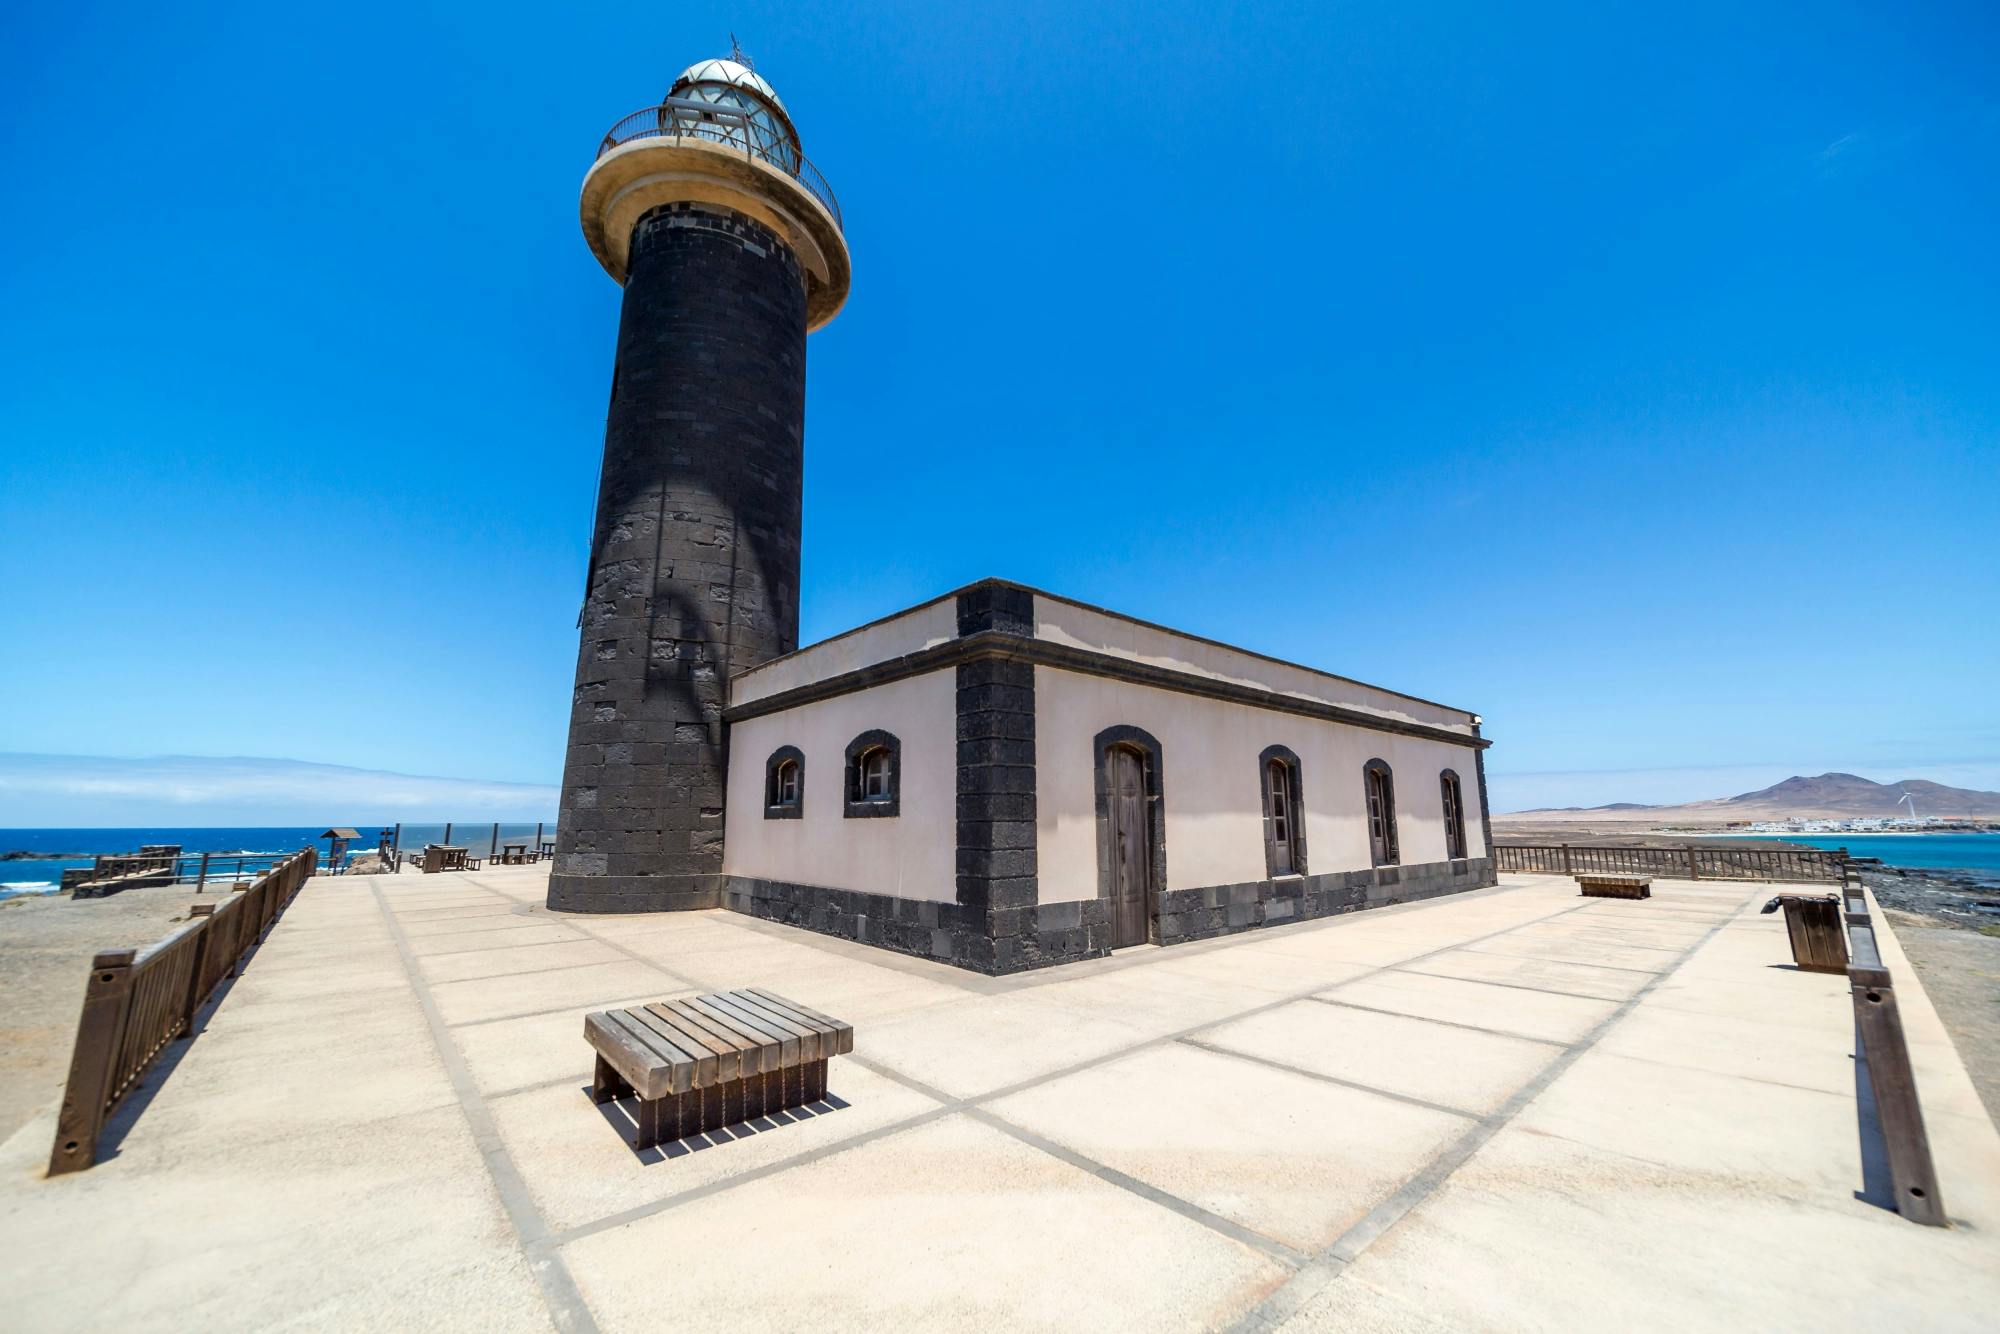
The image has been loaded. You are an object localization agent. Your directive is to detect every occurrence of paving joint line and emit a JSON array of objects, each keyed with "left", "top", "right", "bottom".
[
  {"left": 1227, "top": 889, "right": 1760, "bottom": 1332},
  {"left": 1177, "top": 1038, "right": 1491, "bottom": 1122},
  {"left": 1385, "top": 966, "right": 1635, "bottom": 1004},
  {"left": 1302, "top": 995, "right": 1577, "bottom": 1048},
  {"left": 421, "top": 953, "right": 638, "bottom": 987},
  {"left": 1451, "top": 947, "right": 1667, "bottom": 976},
  {"left": 963, "top": 1105, "right": 1311, "bottom": 1267},
  {"left": 543, "top": 897, "right": 1601, "bottom": 1249},
  {"left": 366, "top": 880, "right": 601, "bottom": 1334},
  {"left": 400, "top": 918, "right": 585, "bottom": 943}
]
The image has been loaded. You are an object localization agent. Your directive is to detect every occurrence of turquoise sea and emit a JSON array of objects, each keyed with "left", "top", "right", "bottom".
[
  {"left": 0, "top": 824, "right": 557, "bottom": 901},
  {"left": 1735, "top": 833, "right": 2000, "bottom": 884}
]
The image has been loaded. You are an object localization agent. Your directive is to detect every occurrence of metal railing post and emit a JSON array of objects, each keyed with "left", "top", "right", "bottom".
[
  {"left": 48, "top": 950, "right": 137, "bottom": 1176},
  {"left": 1843, "top": 867, "right": 1947, "bottom": 1225}
]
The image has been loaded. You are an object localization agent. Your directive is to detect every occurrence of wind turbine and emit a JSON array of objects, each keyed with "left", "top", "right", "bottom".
[{"left": 1897, "top": 791, "right": 1918, "bottom": 822}]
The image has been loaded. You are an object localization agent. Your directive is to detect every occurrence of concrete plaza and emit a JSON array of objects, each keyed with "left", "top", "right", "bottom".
[{"left": 2, "top": 866, "right": 1996, "bottom": 1331}]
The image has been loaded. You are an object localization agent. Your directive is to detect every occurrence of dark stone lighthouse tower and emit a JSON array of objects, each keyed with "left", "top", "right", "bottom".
[{"left": 550, "top": 57, "right": 850, "bottom": 912}]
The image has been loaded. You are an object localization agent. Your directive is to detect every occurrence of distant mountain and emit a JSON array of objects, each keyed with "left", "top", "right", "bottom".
[{"left": 1502, "top": 772, "right": 2000, "bottom": 822}]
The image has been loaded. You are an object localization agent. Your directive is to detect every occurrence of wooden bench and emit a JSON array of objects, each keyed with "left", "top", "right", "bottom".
[
  {"left": 1577, "top": 873, "right": 1651, "bottom": 899},
  {"left": 585, "top": 989, "right": 854, "bottom": 1149}
]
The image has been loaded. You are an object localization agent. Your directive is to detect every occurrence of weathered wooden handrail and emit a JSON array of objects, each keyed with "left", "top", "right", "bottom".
[
  {"left": 48, "top": 848, "right": 316, "bottom": 1176},
  {"left": 1494, "top": 842, "right": 1848, "bottom": 883},
  {"left": 1842, "top": 867, "right": 1947, "bottom": 1225}
]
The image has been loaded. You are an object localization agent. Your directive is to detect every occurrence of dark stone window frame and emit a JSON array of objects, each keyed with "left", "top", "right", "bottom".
[
  {"left": 1440, "top": 768, "right": 1468, "bottom": 860},
  {"left": 844, "top": 730, "right": 902, "bottom": 818},
  {"left": 763, "top": 745, "right": 804, "bottom": 820},
  {"left": 1092, "top": 725, "right": 1167, "bottom": 924},
  {"left": 1258, "top": 744, "right": 1308, "bottom": 879},
  {"left": 1363, "top": 758, "right": 1401, "bottom": 868}
]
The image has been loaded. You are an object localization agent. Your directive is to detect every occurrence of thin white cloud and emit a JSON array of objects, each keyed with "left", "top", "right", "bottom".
[{"left": 0, "top": 754, "right": 558, "bottom": 826}]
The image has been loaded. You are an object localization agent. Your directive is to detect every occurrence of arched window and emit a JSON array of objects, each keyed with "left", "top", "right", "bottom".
[
  {"left": 843, "top": 730, "right": 901, "bottom": 818},
  {"left": 1363, "top": 759, "right": 1399, "bottom": 867},
  {"left": 763, "top": 746, "right": 803, "bottom": 819},
  {"left": 1258, "top": 745, "right": 1307, "bottom": 878},
  {"left": 1441, "top": 769, "right": 1467, "bottom": 859}
]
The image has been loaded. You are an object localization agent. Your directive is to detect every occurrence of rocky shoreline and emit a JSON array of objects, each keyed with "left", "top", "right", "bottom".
[{"left": 1852, "top": 863, "right": 2000, "bottom": 930}]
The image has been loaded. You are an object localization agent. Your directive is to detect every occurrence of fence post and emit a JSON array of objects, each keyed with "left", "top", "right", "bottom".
[
  {"left": 228, "top": 885, "right": 250, "bottom": 974},
  {"left": 443, "top": 822, "right": 453, "bottom": 847},
  {"left": 1687, "top": 844, "right": 1701, "bottom": 880},
  {"left": 392, "top": 822, "right": 402, "bottom": 874},
  {"left": 47, "top": 950, "right": 138, "bottom": 1177},
  {"left": 490, "top": 822, "right": 500, "bottom": 859},
  {"left": 1560, "top": 844, "right": 1573, "bottom": 875},
  {"left": 181, "top": 908, "right": 217, "bottom": 1031},
  {"left": 196, "top": 850, "right": 211, "bottom": 893}
]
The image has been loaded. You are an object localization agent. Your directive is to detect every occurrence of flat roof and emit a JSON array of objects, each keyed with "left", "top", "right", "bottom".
[{"left": 732, "top": 577, "right": 1484, "bottom": 724}]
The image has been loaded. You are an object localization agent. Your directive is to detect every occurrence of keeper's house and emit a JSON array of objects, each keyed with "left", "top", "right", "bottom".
[{"left": 720, "top": 579, "right": 1494, "bottom": 974}]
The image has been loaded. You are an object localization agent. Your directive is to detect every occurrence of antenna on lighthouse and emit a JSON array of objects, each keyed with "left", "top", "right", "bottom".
[{"left": 729, "top": 32, "right": 753, "bottom": 67}]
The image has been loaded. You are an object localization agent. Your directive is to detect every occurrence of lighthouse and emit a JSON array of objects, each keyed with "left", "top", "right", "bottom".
[{"left": 549, "top": 56, "right": 850, "bottom": 913}]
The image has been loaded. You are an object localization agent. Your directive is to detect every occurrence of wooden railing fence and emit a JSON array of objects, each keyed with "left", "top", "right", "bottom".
[
  {"left": 1842, "top": 865, "right": 1947, "bottom": 1225},
  {"left": 47, "top": 848, "right": 316, "bottom": 1176},
  {"left": 1494, "top": 842, "right": 1848, "bottom": 883}
]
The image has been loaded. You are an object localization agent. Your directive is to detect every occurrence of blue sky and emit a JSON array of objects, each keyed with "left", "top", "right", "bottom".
[{"left": 2, "top": 1, "right": 1996, "bottom": 820}]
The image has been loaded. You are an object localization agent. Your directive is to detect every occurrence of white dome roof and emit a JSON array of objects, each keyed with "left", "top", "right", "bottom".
[{"left": 670, "top": 58, "right": 786, "bottom": 114}]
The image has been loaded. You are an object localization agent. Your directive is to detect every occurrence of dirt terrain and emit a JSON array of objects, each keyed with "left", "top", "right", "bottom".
[{"left": 0, "top": 884, "right": 223, "bottom": 1143}]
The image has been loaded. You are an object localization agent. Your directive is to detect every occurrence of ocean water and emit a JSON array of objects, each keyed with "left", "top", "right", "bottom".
[
  {"left": 0, "top": 824, "right": 557, "bottom": 900},
  {"left": 1736, "top": 833, "right": 2000, "bottom": 884}
]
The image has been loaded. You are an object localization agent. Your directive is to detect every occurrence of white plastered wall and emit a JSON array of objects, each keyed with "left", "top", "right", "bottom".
[
  {"left": 732, "top": 595, "right": 958, "bottom": 705},
  {"left": 1034, "top": 667, "right": 1487, "bottom": 905},
  {"left": 722, "top": 668, "right": 957, "bottom": 901},
  {"left": 1034, "top": 598, "right": 1477, "bottom": 737}
]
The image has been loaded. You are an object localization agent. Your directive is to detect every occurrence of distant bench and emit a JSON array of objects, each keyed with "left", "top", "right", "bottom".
[
  {"left": 1577, "top": 873, "right": 1652, "bottom": 899},
  {"left": 585, "top": 989, "right": 854, "bottom": 1150}
]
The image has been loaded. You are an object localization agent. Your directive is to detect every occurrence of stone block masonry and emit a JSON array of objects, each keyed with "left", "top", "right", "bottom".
[{"left": 550, "top": 204, "right": 808, "bottom": 913}]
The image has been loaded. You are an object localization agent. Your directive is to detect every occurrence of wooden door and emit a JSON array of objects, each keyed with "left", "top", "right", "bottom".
[{"left": 1106, "top": 746, "right": 1153, "bottom": 948}]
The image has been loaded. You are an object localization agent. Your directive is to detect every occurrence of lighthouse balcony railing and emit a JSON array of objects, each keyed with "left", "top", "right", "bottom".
[{"left": 597, "top": 99, "right": 842, "bottom": 231}]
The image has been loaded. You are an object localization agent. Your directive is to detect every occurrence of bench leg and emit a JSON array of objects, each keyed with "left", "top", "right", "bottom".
[
  {"left": 717, "top": 1076, "right": 744, "bottom": 1130},
  {"left": 635, "top": 1095, "right": 673, "bottom": 1150},
  {"left": 805, "top": 1059, "right": 827, "bottom": 1104},
  {"left": 592, "top": 1054, "right": 632, "bottom": 1105},
  {"left": 670, "top": 1087, "right": 698, "bottom": 1143}
]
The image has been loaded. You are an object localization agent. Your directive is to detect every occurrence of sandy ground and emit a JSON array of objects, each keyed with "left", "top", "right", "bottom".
[
  {"left": 1889, "top": 911, "right": 2000, "bottom": 1130},
  {"left": 0, "top": 882, "right": 261, "bottom": 1141}
]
